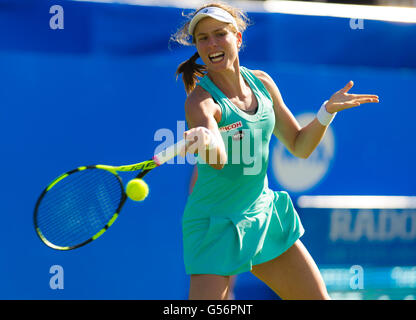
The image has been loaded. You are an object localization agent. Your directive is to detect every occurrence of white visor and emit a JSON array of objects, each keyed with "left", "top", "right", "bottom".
[{"left": 188, "top": 6, "right": 238, "bottom": 36}]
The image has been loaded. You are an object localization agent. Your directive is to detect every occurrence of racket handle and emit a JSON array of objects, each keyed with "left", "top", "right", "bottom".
[{"left": 153, "top": 139, "right": 186, "bottom": 166}]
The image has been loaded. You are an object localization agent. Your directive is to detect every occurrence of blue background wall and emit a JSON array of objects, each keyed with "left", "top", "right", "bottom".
[{"left": 0, "top": 0, "right": 415, "bottom": 299}]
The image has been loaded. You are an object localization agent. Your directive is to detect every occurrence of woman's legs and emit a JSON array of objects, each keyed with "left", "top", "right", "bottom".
[
  {"left": 189, "top": 274, "right": 232, "bottom": 300},
  {"left": 251, "top": 240, "right": 330, "bottom": 300}
]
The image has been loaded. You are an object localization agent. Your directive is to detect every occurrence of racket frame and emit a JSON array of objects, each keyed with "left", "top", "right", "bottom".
[
  {"left": 33, "top": 165, "right": 128, "bottom": 250},
  {"left": 34, "top": 139, "right": 186, "bottom": 250}
]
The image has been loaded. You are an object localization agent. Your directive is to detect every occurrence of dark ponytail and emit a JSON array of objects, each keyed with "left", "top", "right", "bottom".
[{"left": 175, "top": 52, "right": 206, "bottom": 95}]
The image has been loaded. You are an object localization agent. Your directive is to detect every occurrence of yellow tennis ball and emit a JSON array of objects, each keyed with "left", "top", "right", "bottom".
[{"left": 126, "top": 179, "right": 149, "bottom": 201}]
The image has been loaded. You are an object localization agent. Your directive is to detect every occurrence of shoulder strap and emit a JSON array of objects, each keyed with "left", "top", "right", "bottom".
[
  {"left": 198, "top": 76, "right": 226, "bottom": 103},
  {"left": 240, "top": 66, "right": 273, "bottom": 102}
]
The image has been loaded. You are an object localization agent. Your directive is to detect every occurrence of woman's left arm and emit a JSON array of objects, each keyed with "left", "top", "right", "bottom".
[{"left": 254, "top": 71, "right": 379, "bottom": 159}]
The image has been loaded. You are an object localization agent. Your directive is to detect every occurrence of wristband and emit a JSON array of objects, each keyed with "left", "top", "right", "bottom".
[
  {"left": 201, "top": 127, "right": 218, "bottom": 150},
  {"left": 317, "top": 100, "right": 336, "bottom": 126}
]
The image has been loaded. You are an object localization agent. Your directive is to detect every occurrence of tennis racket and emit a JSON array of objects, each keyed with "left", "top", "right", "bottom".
[{"left": 33, "top": 139, "right": 186, "bottom": 251}]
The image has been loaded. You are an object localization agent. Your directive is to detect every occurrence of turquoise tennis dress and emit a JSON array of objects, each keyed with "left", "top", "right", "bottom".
[{"left": 182, "top": 66, "right": 304, "bottom": 276}]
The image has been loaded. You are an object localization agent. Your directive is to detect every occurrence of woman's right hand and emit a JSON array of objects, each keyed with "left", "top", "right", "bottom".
[{"left": 182, "top": 126, "right": 217, "bottom": 157}]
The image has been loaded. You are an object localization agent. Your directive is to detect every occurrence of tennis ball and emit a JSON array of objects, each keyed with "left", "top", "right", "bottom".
[{"left": 126, "top": 179, "right": 149, "bottom": 201}]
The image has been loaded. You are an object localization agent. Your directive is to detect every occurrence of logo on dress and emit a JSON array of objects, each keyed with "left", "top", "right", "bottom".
[
  {"left": 271, "top": 113, "right": 335, "bottom": 193},
  {"left": 219, "top": 121, "right": 243, "bottom": 132},
  {"left": 232, "top": 130, "right": 244, "bottom": 141}
]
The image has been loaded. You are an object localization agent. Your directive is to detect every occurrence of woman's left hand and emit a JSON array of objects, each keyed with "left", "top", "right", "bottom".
[{"left": 325, "top": 81, "right": 379, "bottom": 114}]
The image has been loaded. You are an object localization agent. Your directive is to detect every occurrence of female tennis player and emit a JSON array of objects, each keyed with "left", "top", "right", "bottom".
[{"left": 172, "top": 3, "right": 379, "bottom": 300}]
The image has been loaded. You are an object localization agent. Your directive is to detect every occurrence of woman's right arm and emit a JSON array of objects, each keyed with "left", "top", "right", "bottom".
[{"left": 183, "top": 87, "right": 227, "bottom": 170}]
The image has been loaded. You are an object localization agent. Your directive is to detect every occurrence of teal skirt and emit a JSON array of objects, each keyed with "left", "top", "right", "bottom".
[{"left": 182, "top": 190, "right": 304, "bottom": 276}]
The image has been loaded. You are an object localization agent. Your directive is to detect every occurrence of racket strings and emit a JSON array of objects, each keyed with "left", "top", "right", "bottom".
[
  {"left": 37, "top": 171, "right": 121, "bottom": 246},
  {"left": 36, "top": 169, "right": 123, "bottom": 248},
  {"left": 39, "top": 172, "right": 120, "bottom": 233}
]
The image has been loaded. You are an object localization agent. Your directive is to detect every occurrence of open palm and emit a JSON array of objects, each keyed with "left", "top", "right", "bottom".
[{"left": 326, "top": 81, "right": 379, "bottom": 113}]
